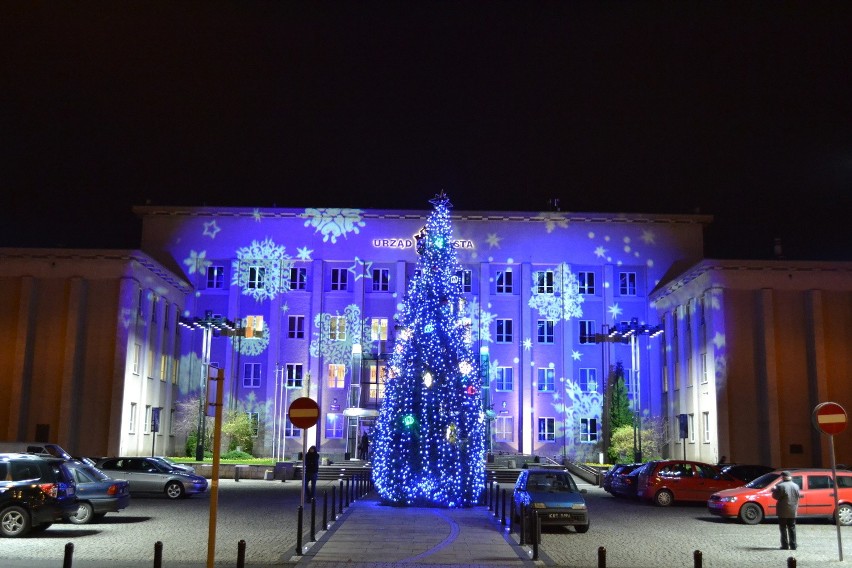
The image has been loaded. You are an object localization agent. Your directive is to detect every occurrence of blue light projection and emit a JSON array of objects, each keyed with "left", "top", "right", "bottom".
[
  {"left": 231, "top": 238, "right": 294, "bottom": 301},
  {"left": 308, "top": 304, "right": 368, "bottom": 364},
  {"left": 372, "top": 194, "right": 486, "bottom": 507},
  {"left": 301, "top": 208, "right": 366, "bottom": 243},
  {"left": 528, "top": 262, "right": 584, "bottom": 321}
]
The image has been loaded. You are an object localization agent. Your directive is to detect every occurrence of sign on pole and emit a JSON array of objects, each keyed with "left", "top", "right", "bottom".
[
  {"left": 812, "top": 401, "right": 847, "bottom": 562},
  {"left": 288, "top": 397, "right": 320, "bottom": 509}
]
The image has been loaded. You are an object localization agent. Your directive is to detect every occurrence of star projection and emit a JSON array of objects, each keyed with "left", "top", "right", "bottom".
[{"left": 371, "top": 193, "right": 486, "bottom": 508}]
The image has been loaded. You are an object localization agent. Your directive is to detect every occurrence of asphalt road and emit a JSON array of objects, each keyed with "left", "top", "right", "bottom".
[{"left": 1, "top": 478, "right": 849, "bottom": 567}]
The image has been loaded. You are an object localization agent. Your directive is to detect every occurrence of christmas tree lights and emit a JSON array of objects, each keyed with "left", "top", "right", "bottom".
[{"left": 371, "top": 193, "right": 486, "bottom": 507}]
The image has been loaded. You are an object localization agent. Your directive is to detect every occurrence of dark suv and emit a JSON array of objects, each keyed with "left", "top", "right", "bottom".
[{"left": 0, "top": 453, "right": 77, "bottom": 537}]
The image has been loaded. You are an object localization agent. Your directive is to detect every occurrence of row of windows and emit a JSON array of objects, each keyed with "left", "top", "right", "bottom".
[
  {"left": 127, "top": 403, "right": 175, "bottom": 435},
  {"left": 205, "top": 265, "right": 640, "bottom": 296}
]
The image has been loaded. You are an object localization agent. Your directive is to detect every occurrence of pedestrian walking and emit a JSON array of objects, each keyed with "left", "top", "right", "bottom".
[
  {"left": 304, "top": 445, "right": 319, "bottom": 501},
  {"left": 772, "top": 471, "right": 802, "bottom": 550},
  {"left": 358, "top": 432, "right": 369, "bottom": 460}
]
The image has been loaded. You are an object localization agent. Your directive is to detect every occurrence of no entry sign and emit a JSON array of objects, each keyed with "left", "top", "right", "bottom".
[
  {"left": 813, "top": 402, "right": 848, "bottom": 435},
  {"left": 288, "top": 397, "right": 320, "bottom": 429}
]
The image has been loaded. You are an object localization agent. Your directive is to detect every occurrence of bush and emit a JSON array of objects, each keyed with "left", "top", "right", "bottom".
[{"left": 222, "top": 449, "right": 254, "bottom": 461}]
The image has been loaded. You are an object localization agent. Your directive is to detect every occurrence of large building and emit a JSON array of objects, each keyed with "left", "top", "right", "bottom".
[{"left": 2, "top": 203, "right": 850, "bottom": 467}]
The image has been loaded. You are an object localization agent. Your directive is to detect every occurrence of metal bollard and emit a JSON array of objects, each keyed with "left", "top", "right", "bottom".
[
  {"left": 345, "top": 478, "right": 350, "bottom": 507},
  {"left": 322, "top": 490, "right": 328, "bottom": 530},
  {"left": 296, "top": 506, "right": 303, "bottom": 556},
  {"left": 332, "top": 484, "right": 337, "bottom": 518},
  {"left": 693, "top": 550, "right": 702, "bottom": 568},
  {"left": 598, "top": 546, "right": 606, "bottom": 568},
  {"left": 236, "top": 539, "right": 246, "bottom": 568},
  {"left": 501, "top": 488, "right": 507, "bottom": 526},
  {"left": 340, "top": 479, "right": 345, "bottom": 509},
  {"left": 63, "top": 542, "right": 74, "bottom": 568},
  {"left": 509, "top": 496, "right": 515, "bottom": 532},
  {"left": 519, "top": 503, "right": 526, "bottom": 545},
  {"left": 787, "top": 557, "right": 797, "bottom": 567},
  {"left": 153, "top": 541, "right": 163, "bottom": 568},
  {"left": 532, "top": 512, "right": 540, "bottom": 560},
  {"left": 310, "top": 497, "right": 317, "bottom": 542},
  {"left": 494, "top": 484, "right": 500, "bottom": 517}
]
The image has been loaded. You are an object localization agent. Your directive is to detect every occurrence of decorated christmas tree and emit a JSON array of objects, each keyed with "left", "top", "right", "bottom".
[{"left": 371, "top": 193, "right": 486, "bottom": 507}]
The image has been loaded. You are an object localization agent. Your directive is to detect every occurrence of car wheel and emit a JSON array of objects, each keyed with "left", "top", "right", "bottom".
[
  {"left": 739, "top": 503, "right": 764, "bottom": 525},
  {"left": 165, "top": 480, "right": 186, "bottom": 499},
  {"left": 69, "top": 502, "right": 94, "bottom": 525},
  {"left": 654, "top": 489, "right": 674, "bottom": 507},
  {"left": 836, "top": 503, "right": 852, "bottom": 526},
  {"left": 1, "top": 506, "right": 31, "bottom": 538},
  {"left": 575, "top": 523, "right": 590, "bottom": 534}
]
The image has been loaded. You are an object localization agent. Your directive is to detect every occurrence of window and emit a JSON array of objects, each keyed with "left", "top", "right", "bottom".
[
  {"left": 688, "top": 414, "right": 695, "bottom": 443},
  {"left": 537, "top": 417, "right": 555, "bottom": 441},
  {"left": 247, "top": 412, "right": 259, "bottom": 437},
  {"left": 456, "top": 269, "right": 472, "bottom": 293},
  {"left": 619, "top": 272, "right": 637, "bottom": 296},
  {"left": 288, "top": 315, "right": 305, "bottom": 339},
  {"left": 580, "top": 418, "right": 598, "bottom": 443},
  {"left": 243, "top": 363, "right": 261, "bottom": 388},
  {"left": 496, "top": 270, "right": 513, "bottom": 294},
  {"left": 160, "top": 354, "right": 168, "bottom": 381},
  {"left": 144, "top": 405, "right": 152, "bottom": 434},
  {"left": 494, "top": 367, "right": 513, "bottom": 391},
  {"left": 577, "top": 271, "right": 595, "bottom": 295},
  {"left": 137, "top": 289, "right": 144, "bottom": 318},
  {"left": 535, "top": 270, "right": 554, "bottom": 294},
  {"left": 169, "top": 407, "right": 176, "bottom": 434},
  {"left": 325, "top": 413, "right": 344, "bottom": 438},
  {"left": 329, "top": 316, "right": 346, "bottom": 341},
  {"left": 132, "top": 343, "right": 141, "bottom": 374},
  {"left": 129, "top": 403, "right": 137, "bottom": 433},
  {"left": 701, "top": 353, "right": 708, "bottom": 384},
  {"left": 537, "top": 368, "right": 555, "bottom": 392},
  {"left": 537, "top": 320, "right": 554, "bottom": 344},
  {"left": 285, "top": 418, "right": 301, "bottom": 438},
  {"left": 372, "top": 268, "right": 390, "bottom": 292},
  {"left": 496, "top": 319, "right": 513, "bottom": 343},
  {"left": 495, "top": 416, "right": 514, "bottom": 442},
  {"left": 286, "top": 363, "right": 303, "bottom": 388},
  {"left": 623, "top": 369, "right": 635, "bottom": 399},
  {"left": 367, "top": 363, "right": 387, "bottom": 404},
  {"left": 328, "top": 364, "right": 346, "bottom": 388},
  {"left": 331, "top": 268, "right": 348, "bottom": 291},
  {"left": 172, "top": 360, "right": 179, "bottom": 385},
  {"left": 151, "top": 297, "right": 158, "bottom": 322},
  {"left": 146, "top": 346, "right": 154, "bottom": 379},
  {"left": 579, "top": 368, "right": 597, "bottom": 392},
  {"left": 702, "top": 412, "right": 710, "bottom": 443},
  {"left": 370, "top": 318, "right": 388, "bottom": 341},
  {"left": 579, "top": 320, "right": 595, "bottom": 344},
  {"left": 206, "top": 266, "right": 225, "bottom": 289},
  {"left": 289, "top": 267, "right": 307, "bottom": 290},
  {"left": 248, "top": 266, "right": 266, "bottom": 289}
]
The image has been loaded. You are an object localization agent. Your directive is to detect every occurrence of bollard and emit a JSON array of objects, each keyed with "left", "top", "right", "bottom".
[
  {"left": 494, "top": 484, "right": 500, "bottom": 517},
  {"left": 787, "top": 557, "right": 797, "bottom": 567},
  {"left": 63, "top": 542, "right": 74, "bottom": 568},
  {"left": 237, "top": 539, "right": 246, "bottom": 568},
  {"left": 340, "top": 480, "right": 345, "bottom": 510},
  {"left": 501, "top": 488, "right": 507, "bottom": 526},
  {"left": 332, "top": 484, "right": 337, "bottom": 518},
  {"left": 532, "top": 512, "right": 540, "bottom": 560},
  {"left": 153, "top": 541, "right": 163, "bottom": 568},
  {"left": 509, "top": 497, "right": 515, "bottom": 533},
  {"left": 519, "top": 503, "right": 526, "bottom": 546},
  {"left": 693, "top": 550, "right": 702, "bottom": 568},
  {"left": 598, "top": 546, "right": 606, "bottom": 568},
  {"left": 323, "top": 490, "right": 328, "bottom": 530},
  {"left": 310, "top": 497, "right": 317, "bottom": 542},
  {"left": 345, "top": 478, "right": 350, "bottom": 508},
  {"left": 488, "top": 480, "right": 494, "bottom": 510},
  {"left": 296, "top": 505, "right": 303, "bottom": 556}
]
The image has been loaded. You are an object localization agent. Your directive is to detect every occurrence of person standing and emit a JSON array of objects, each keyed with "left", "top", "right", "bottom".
[
  {"left": 772, "top": 471, "right": 802, "bottom": 550},
  {"left": 304, "top": 445, "right": 319, "bottom": 502},
  {"left": 358, "top": 432, "right": 369, "bottom": 460}
]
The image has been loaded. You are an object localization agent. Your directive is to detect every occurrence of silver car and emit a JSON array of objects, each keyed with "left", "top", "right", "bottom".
[{"left": 95, "top": 457, "right": 208, "bottom": 499}]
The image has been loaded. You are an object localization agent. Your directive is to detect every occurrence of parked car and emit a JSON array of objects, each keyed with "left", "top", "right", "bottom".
[
  {"left": 603, "top": 463, "right": 639, "bottom": 494},
  {"left": 512, "top": 468, "right": 589, "bottom": 533},
  {"left": 148, "top": 456, "right": 195, "bottom": 474},
  {"left": 636, "top": 459, "right": 743, "bottom": 506},
  {"left": 96, "top": 457, "right": 208, "bottom": 499},
  {"left": 611, "top": 466, "right": 643, "bottom": 499},
  {"left": 62, "top": 459, "right": 130, "bottom": 524},
  {"left": 719, "top": 464, "right": 775, "bottom": 484},
  {"left": 0, "top": 453, "right": 77, "bottom": 537},
  {"left": 708, "top": 468, "right": 852, "bottom": 525}
]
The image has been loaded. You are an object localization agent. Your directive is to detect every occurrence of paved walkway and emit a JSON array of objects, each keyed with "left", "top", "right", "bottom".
[{"left": 292, "top": 493, "right": 540, "bottom": 567}]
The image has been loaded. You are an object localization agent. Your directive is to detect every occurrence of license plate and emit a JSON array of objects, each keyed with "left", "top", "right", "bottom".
[{"left": 547, "top": 513, "right": 573, "bottom": 519}]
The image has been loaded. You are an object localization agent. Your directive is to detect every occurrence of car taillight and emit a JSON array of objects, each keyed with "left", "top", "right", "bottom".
[
  {"left": 107, "top": 484, "right": 118, "bottom": 495},
  {"left": 39, "top": 483, "right": 58, "bottom": 498}
]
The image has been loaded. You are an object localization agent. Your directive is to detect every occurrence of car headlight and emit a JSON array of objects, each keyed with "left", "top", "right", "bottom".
[
  {"left": 532, "top": 502, "right": 547, "bottom": 509},
  {"left": 716, "top": 496, "right": 738, "bottom": 503},
  {"left": 571, "top": 503, "right": 587, "bottom": 510}
]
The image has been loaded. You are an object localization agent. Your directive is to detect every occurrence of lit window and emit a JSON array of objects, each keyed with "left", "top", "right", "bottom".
[
  {"left": 701, "top": 353, "right": 708, "bottom": 384},
  {"left": 243, "top": 363, "right": 261, "bottom": 388},
  {"left": 537, "top": 417, "right": 555, "bottom": 441},
  {"left": 129, "top": 403, "right": 137, "bottom": 433},
  {"left": 496, "top": 319, "right": 513, "bottom": 343},
  {"left": 288, "top": 315, "right": 305, "bottom": 339},
  {"left": 160, "top": 354, "right": 167, "bottom": 381},
  {"left": 371, "top": 318, "right": 388, "bottom": 341},
  {"left": 328, "top": 364, "right": 346, "bottom": 388},
  {"left": 132, "top": 344, "right": 141, "bottom": 375},
  {"left": 494, "top": 367, "right": 513, "bottom": 391},
  {"left": 495, "top": 416, "right": 514, "bottom": 442},
  {"left": 331, "top": 268, "right": 348, "bottom": 291},
  {"left": 619, "top": 272, "right": 637, "bottom": 296},
  {"left": 144, "top": 405, "right": 152, "bottom": 434},
  {"left": 537, "top": 368, "right": 555, "bottom": 393},
  {"left": 329, "top": 316, "right": 346, "bottom": 341},
  {"left": 372, "top": 268, "right": 390, "bottom": 292},
  {"left": 702, "top": 411, "right": 711, "bottom": 443},
  {"left": 325, "top": 413, "right": 344, "bottom": 438},
  {"left": 537, "top": 320, "right": 554, "bottom": 344},
  {"left": 206, "top": 266, "right": 225, "bottom": 289}
]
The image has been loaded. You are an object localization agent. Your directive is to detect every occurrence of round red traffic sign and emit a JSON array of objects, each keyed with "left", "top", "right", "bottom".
[
  {"left": 813, "top": 402, "right": 848, "bottom": 435},
  {"left": 288, "top": 397, "right": 320, "bottom": 429}
]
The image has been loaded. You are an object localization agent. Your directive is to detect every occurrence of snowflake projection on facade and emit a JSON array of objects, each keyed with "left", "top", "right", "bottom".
[
  {"left": 231, "top": 238, "right": 294, "bottom": 301},
  {"left": 572, "top": 350, "right": 582, "bottom": 360},
  {"left": 523, "top": 338, "right": 532, "bottom": 350},
  {"left": 252, "top": 209, "right": 263, "bottom": 222},
  {"left": 528, "top": 263, "right": 584, "bottom": 321},
  {"left": 485, "top": 233, "right": 502, "bottom": 248},
  {"left": 608, "top": 303, "right": 623, "bottom": 321},
  {"left": 458, "top": 296, "right": 494, "bottom": 344},
  {"left": 552, "top": 377, "right": 604, "bottom": 450},
  {"left": 296, "top": 246, "right": 313, "bottom": 261},
  {"left": 301, "top": 208, "right": 366, "bottom": 243},
  {"left": 309, "top": 304, "right": 369, "bottom": 364},
  {"left": 587, "top": 229, "right": 657, "bottom": 269},
  {"left": 183, "top": 250, "right": 212, "bottom": 275},
  {"left": 120, "top": 307, "right": 135, "bottom": 329},
  {"left": 540, "top": 212, "right": 569, "bottom": 233},
  {"left": 231, "top": 321, "right": 270, "bottom": 356},
  {"left": 202, "top": 220, "right": 221, "bottom": 239},
  {"left": 348, "top": 257, "right": 373, "bottom": 280}
]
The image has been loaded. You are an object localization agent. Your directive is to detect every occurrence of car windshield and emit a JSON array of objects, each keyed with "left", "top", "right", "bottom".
[
  {"left": 745, "top": 472, "right": 782, "bottom": 489},
  {"left": 526, "top": 473, "right": 578, "bottom": 492}
]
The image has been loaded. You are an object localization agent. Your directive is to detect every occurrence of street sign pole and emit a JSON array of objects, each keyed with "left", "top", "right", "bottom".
[
  {"left": 813, "top": 401, "right": 848, "bottom": 562},
  {"left": 288, "top": 397, "right": 321, "bottom": 511}
]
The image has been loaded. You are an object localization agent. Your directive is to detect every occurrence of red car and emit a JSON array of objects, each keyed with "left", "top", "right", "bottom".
[
  {"left": 708, "top": 468, "right": 852, "bottom": 525},
  {"left": 636, "top": 459, "right": 743, "bottom": 506}
]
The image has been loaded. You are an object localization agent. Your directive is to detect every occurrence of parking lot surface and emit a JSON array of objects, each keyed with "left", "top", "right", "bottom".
[{"left": 1, "top": 478, "right": 849, "bottom": 567}]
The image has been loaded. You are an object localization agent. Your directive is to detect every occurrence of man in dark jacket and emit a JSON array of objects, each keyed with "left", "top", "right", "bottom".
[
  {"left": 772, "top": 471, "right": 802, "bottom": 550},
  {"left": 304, "top": 446, "right": 319, "bottom": 501}
]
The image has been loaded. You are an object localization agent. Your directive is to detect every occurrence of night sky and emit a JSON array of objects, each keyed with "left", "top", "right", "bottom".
[{"left": 3, "top": 2, "right": 851, "bottom": 260}]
